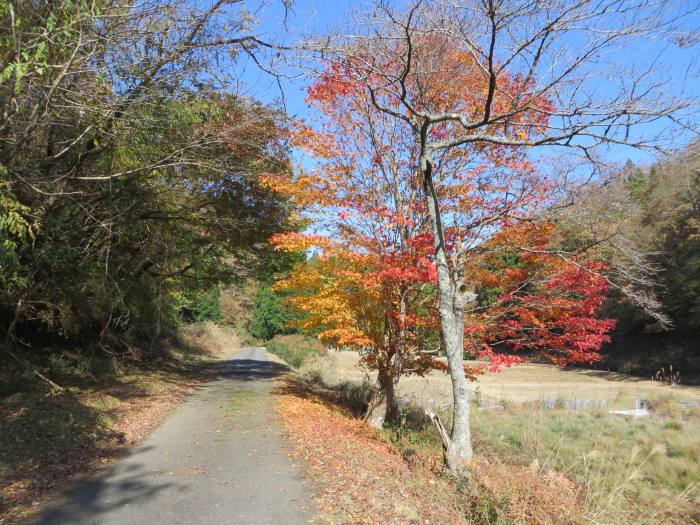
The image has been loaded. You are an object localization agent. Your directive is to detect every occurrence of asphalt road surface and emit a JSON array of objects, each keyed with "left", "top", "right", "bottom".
[{"left": 31, "top": 347, "right": 315, "bottom": 525}]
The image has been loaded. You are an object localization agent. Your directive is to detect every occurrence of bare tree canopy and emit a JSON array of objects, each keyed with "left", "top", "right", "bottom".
[
  {"left": 320, "top": 0, "right": 698, "bottom": 152},
  {"left": 298, "top": 0, "right": 699, "bottom": 473}
]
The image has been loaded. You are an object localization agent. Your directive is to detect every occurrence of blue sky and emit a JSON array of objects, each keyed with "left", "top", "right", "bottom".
[
  {"left": 235, "top": 0, "right": 699, "bottom": 168},
  {"left": 236, "top": 0, "right": 359, "bottom": 114}
]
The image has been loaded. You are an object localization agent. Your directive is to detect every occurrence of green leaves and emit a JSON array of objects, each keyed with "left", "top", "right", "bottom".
[
  {"left": 250, "top": 284, "right": 296, "bottom": 341},
  {"left": 191, "top": 286, "right": 223, "bottom": 323},
  {"left": 0, "top": 191, "right": 35, "bottom": 241},
  {"left": 0, "top": 0, "right": 299, "bottom": 368}
]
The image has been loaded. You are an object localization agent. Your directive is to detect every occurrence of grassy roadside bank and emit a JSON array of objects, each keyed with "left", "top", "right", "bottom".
[
  {"left": 269, "top": 342, "right": 700, "bottom": 524},
  {"left": 0, "top": 323, "right": 237, "bottom": 525},
  {"left": 385, "top": 400, "right": 700, "bottom": 524},
  {"left": 273, "top": 377, "right": 584, "bottom": 524}
]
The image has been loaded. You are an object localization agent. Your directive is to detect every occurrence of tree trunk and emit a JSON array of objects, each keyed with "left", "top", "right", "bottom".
[
  {"left": 364, "top": 367, "right": 397, "bottom": 428},
  {"left": 439, "top": 301, "right": 474, "bottom": 474},
  {"left": 420, "top": 150, "right": 475, "bottom": 475}
]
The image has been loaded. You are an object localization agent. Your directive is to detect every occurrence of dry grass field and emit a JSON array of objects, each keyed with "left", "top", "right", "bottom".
[
  {"left": 311, "top": 350, "right": 700, "bottom": 410},
  {"left": 288, "top": 348, "right": 700, "bottom": 523}
]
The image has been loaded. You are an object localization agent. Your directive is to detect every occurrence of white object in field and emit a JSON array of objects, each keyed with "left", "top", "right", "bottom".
[{"left": 609, "top": 408, "right": 650, "bottom": 418}]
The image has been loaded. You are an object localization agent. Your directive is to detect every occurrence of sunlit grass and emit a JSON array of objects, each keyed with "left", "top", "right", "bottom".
[{"left": 383, "top": 398, "right": 700, "bottom": 524}]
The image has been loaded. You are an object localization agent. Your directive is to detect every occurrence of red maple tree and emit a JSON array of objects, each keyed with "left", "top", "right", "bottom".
[{"left": 268, "top": 42, "right": 615, "bottom": 431}]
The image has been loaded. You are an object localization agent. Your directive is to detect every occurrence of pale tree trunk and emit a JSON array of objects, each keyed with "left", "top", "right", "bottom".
[
  {"left": 421, "top": 149, "right": 475, "bottom": 475},
  {"left": 436, "top": 297, "right": 474, "bottom": 473},
  {"left": 364, "top": 366, "right": 397, "bottom": 428}
]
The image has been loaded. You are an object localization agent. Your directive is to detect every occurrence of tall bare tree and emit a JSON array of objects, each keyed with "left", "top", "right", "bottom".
[{"left": 312, "top": 0, "right": 699, "bottom": 474}]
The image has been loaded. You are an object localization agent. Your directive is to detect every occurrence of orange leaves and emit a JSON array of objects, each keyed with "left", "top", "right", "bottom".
[
  {"left": 289, "top": 122, "right": 339, "bottom": 159},
  {"left": 273, "top": 252, "right": 385, "bottom": 351},
  {"left": 274, "top": 39, "right": 610, "bottom": 377},
  {"left": 273, "top": 381, "right": 461, "bottom": 524},
  {"left": 270, "top": 232, "right": 336, "bottom": 253},
  {"left": 261, "top": 170, "right": 336, "bottom": 209},
  {"left": 269, "top": 54, "right": 442, "bottom": 377},
  {"left": 429, "top": 359, "right": 486, "bottom": 381}
]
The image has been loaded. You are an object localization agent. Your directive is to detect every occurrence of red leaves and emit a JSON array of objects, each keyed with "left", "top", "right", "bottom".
[
  {"left": 477, "top": 348, "right": 524, "bottom": 372},
  {"left": 376, "top": 249, "right": 437, "bottom": 286},
  {"left": 469, "top": 223, "right": 615, "bottom": 368},
  {"left": 279, "top": 45, "right": 613, "bottom": 377}
]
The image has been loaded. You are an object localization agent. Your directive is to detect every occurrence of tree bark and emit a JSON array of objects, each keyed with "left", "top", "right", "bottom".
[
  {"left": 364, "top": 366, "right": 398, "bottom": 428},
  {"left": 439, "top": 302, "right": 474, "bottom": 474},
  {"left": 420, "top": 149, "right": 475, "bottom": 475}
]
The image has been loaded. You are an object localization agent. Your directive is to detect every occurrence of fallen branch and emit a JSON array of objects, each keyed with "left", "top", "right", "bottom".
[
  {"left": 5, "top": 347, "right": 65, "bottom": 393},
  {"left": 425, "top": 408, "right": 450, "bottom": 452}
]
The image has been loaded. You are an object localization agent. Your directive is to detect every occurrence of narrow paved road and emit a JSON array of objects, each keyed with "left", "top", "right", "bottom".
[{"left": 32, "top": 347, "right": 315, "bottom": 525}]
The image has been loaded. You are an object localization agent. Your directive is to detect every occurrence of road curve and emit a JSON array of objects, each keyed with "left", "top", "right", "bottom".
[{"left": 31, "top": 347, "right": 315, "bottom": 525}]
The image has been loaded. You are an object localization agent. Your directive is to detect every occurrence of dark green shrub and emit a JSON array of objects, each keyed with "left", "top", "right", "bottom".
[
  {"left": 192, "top": 286, "right": 223, "bottom": 323},
  {"left": 250, "top": 284, "right": 294, "bottom": 340}
]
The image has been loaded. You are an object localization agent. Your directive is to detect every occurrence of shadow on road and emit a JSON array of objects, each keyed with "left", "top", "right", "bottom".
[
  {"left": 201, "top": 357, "right": 291, "bottom": 382},
  {"left": 29, "top": 446, "right": 178, "bottom": 525},
  {"left": 24, "top": 349, "right": 293, "bottom": 525}
]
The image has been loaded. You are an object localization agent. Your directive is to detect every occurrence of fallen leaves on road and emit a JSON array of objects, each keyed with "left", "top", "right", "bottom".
[
  {"left": 0, "top": 373, "right": 199, "bottom": 525},
  {"left": 0, "top": 324, "right": 234, "bottom": 525}
]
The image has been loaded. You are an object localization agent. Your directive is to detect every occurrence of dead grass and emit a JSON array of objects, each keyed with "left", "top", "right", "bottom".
[
  {"left": 219, "top": 281, "right": 263, "bottom": 346},
  {"left": 0, "top": 323, "right": 235, "bottom": 525},
  {"left": 472, "top": 404, "right": 700, "bottom": 524},
  {"left": 269, "top": 333, "right": 326, "bottom": 352},
  {"left": 302, "top": 352, "right": 700, "bottom": 524},
  {"left": 318, "top": 350, "right": 700, "bottom": 410},
  {"left": 464, "top": 461, "right": 584, "bottom": 525},
  {"left": 274, "top": 378, "right": 584, "bottom": 524},
  {"left": 384, "top": 401, "right": 700, "bottom": 524},
  {"left": 267, "top": 334, "right": 326, "bottom": 369}
]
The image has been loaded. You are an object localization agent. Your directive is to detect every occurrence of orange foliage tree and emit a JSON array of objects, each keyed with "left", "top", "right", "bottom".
[
  {"left": 301, "top": 20, "right": 618, "bottom": 472},
  {"left": 322, "top": 0, "right": 695, "bottom": 473},
  {"left": 267, "top": 46, "right": 614, "bottom": 432},
  {"left": 266, "top": 81, "right": 440, "bottom": 426},
  {"left": 274, "top": 26, "right": 619, "bottom": 473}
]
